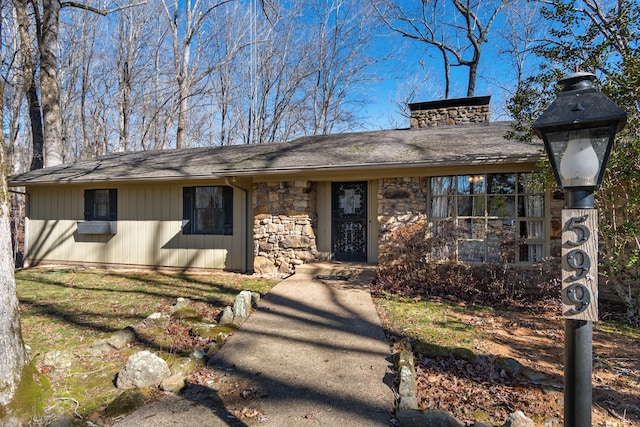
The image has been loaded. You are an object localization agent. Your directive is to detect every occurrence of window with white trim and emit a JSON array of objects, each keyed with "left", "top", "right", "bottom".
[{"left": 429, "top": 173, "right": 545, "bottom": 263}]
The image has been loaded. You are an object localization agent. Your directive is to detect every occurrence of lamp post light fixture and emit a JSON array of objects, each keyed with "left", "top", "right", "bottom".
[{"left": 533, "top": 72, "right": 627, "bottom": 427}]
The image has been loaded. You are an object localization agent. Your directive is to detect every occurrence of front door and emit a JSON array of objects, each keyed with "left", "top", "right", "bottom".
[{"left": 332, "top": 182, "right": 367, "bottom": 262}]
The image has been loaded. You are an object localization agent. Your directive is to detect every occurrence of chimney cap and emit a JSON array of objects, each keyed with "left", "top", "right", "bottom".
[{"left": 409, "top": 95, "right": 491, "bottom": 112}]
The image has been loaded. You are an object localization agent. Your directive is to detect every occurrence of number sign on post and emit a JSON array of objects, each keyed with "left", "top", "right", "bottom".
[{"left": 561, "top": 209, "right": 598, "bottom": 321}]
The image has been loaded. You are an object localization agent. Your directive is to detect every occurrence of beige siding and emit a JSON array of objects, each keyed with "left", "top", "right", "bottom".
[
  {"left": 25, "top": 182, "right": 244, "bottom": 271},
  {"left": 316, "top": 182, "right": 332, "bottom": 255}
]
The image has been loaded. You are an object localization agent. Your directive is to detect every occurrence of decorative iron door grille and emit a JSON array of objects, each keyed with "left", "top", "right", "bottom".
[{"left": 332, "top": 182, "right": 367, "bottom": 262}]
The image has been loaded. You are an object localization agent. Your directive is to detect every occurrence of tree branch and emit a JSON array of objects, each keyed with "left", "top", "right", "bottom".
[{"left": 60, "top": 1, "right": 147, "bottom": 16}]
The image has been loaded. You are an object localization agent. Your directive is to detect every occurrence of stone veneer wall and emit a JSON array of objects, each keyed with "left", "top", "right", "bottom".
[
  {"left": 377, "top": 177, "right": 428, "bottom": 264},
  {"left": 253, "top": 181, "right": 318, "bottom": 275},
  {"left": 410, "top": 103, "right": 490, "bottom": 128}
]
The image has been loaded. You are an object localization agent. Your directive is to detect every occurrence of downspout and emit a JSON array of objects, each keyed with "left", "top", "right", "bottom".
[{"left": 225, "top": 177, "right": 248, "bottom": 273}]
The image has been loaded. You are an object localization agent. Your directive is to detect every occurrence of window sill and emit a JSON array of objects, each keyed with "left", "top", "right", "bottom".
[{"left": 77, "top": 221, "right": 117, "bottom": 235}]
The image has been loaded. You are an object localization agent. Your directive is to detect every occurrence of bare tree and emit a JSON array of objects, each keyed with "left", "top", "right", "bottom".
[
  {"left": 161, "top": 0, "right": 231, "bottom": 149},
  {"left": 373, "top": 0, "right": 510, "bottom": 98},
  {"left": 303, "top": 0, "right": 384, "bottom": 135}
]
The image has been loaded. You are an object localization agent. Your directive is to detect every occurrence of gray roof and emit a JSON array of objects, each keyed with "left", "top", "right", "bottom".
[{"left": 9, "top": 122, "right": 543, "bottom": 185}]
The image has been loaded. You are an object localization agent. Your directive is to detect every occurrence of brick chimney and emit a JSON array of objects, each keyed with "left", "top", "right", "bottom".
[{"left": 409, "top": 96, "right": 491, "bottom": 128}]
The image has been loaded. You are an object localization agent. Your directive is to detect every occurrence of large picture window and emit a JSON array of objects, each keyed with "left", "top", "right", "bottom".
[
  {"left": 183, "top": 186, "right": 233, "bottom": 235},
  {"left": 84, "top": 189, "right": 117, "bottom": 221},
  {"left": 429, "top": 173, "right": 544, "bottom": 263}
]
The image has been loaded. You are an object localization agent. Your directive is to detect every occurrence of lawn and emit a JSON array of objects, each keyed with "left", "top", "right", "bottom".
[
  {"left": 13, "top": 268, "right": 640, "bottom": 426},
  {"left": 15, "top": 268, "right": 279, "bottom": 423}
]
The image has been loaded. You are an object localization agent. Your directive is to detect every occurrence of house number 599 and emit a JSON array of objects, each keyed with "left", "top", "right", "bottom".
[{"left": 562, "top": 212, "right": 598, "bottom": 321}]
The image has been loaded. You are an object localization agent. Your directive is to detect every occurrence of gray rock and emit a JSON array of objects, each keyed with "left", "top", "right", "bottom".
[
  {"left": 503, "top": 410, "right": 535, "bottom": 427},
  {"left": 108, "top": 326, "right": 137, "bottom": 350},
  {"left": 219, "top": 306, "right": 235, "bottom": 325},
  {"left": 396, "top": 409, "right": 464, "bottom": 427},
  {"left": 169, "top": 297, "right": 191, "bottom": 314},
  {"left": 398, "top": 364, "right": 417, "bottom": 397},
  {"left": 423, "top": 410, "right": 465, "bottom": 427},
  {"left": 116, "top": 350, "right": 171, "bottom": 390},
  {"left": 251, "top": 292, "right": 261, "bottom": 308},
  {"left": 160, "top": 374, "right": 186, "bottom": 393},
  {"left": 496, "top": 357, "right": 524, "bottom": 376},
  {"left": 397, "top": 395, "right": 418, "bottom": 410},
  {"left": 233, "top": 290, "right": 253, "bottom": 322},
  {"left": 144, "top": 312, "right": 170, "bottom": 328},
  {"left": 170, "top": 357, "right": 198, "bottom": 377},
  {"left": 522, "top": 368, "right": 548, "bottom": 383}
]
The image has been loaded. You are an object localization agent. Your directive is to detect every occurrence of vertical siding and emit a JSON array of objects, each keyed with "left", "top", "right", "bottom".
[
  {"left": 368, "top": 179, "right": 379, "bottom": 263},
  {"left": 316, "top": 182, "right": 332, "bottom": 254},
  {"left": 26, "top": 182, "right": 243, "bottom": 271}
]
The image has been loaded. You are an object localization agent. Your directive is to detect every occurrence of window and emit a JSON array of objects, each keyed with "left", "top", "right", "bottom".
[
  {"left": 183, "top": 186, "right": 233, "bottom": 235},
  {"left": 429, "top": 173, "right": 544, "bottom": 263},
  {"left": 84, "top": 189, "right": 117, "bottom": 221}
]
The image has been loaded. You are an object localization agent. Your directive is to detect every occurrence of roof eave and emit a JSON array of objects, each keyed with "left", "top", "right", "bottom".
[{"left": 8, "top": 154, "right": 544, "bottom": 186}]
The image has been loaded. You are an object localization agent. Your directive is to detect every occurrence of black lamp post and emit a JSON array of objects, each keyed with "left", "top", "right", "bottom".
[{"left": 533, "top": 72, "right": 627, "bottom": 427}]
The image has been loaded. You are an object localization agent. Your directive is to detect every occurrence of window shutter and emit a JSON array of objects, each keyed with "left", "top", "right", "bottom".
[
  {"left": 108, "top": 189, "right": 118, "bottom": 221},
  {"left": 223, "top": 186, "right": 233, "bottom": 235},
  {"left": 84, "top": 190, "right": 94, "bottom": 221},
  {"left": 182, "top": 187, "right": 193, "bottom": 234}
]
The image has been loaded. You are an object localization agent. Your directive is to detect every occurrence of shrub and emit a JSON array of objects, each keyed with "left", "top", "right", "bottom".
[{"left": 376, "top": 222, "right": 561, "bottom": 311}]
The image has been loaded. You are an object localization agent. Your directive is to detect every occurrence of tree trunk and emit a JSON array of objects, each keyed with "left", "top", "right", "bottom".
[
  {"left": 41, "top": 0, "right": 64, "bottom": 167},
  {"left": 0, "top": 79, "right": 29, "bottom": 411},
  {"left": 13, "top": 0, "right": 45, "bottom": 170}
]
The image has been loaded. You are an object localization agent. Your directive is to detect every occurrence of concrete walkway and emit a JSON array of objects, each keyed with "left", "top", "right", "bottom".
[{"left": 114, "top": 263, "right": 395, "bottom": 426}]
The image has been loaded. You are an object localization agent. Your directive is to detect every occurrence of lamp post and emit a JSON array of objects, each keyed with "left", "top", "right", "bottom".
[{"left": 533, "top": 72, "right": 627, "bottom": 427}]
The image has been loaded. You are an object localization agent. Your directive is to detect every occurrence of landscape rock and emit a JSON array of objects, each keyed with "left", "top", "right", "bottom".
[
  {"left": 116, "top": 350, "right": 171, "bottom": 390},
  {"left": 144, "top": 312, "right": 170, "bottom": 329},
  {"left": 169, "top": 297, "right": 191, "bottom": 314},
  {"left": 160, "top": 374, "right": 186, "bottom": 393},
  {"left": 396, "top": 409, "right": 465, "bottom": 427},
  {"left": 495, "top": 357, "right": 523, "bottom": 376},
  {"left": 253, "top": 255, "right": 278, "bottom": 275},
  {"left": 108, "top": 326, "right": 137, "bottom": 350},
  {"left": 169, "top": 357, "right": 199, "bottom": 377},
  {"left": 251, "top": 292, "right": 261, "bottom": 307},
  {"left": 503, "top": 410, "right": 535, "bottom": 427},
  {"left": 398, "top": 362, "right": 417, "bottom": 398},
  {"left": 232, "top": 290, "right": 253, "bottom": 323},
  {"left": 522, "top": 368, "right": 548, "bottom": 383},
  {"left": 397, "top": 395, "right": 419, "bottom": 410},
  {"left": 219, "top": 306, "right": 234, "bottom": 325},
  {"left": 422, "top": 410, "right": 465, "bottom": 427}
]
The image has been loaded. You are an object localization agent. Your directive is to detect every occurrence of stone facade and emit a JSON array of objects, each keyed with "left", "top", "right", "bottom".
[
  {"left": 253, "top": 181, "right": 318, "bottom": 274},
  {"left": 377, "top": 177, "right": 428, "bottom": 263},
  {"left": 409, "top": 96, "right": 490, "bottom": 128}
]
